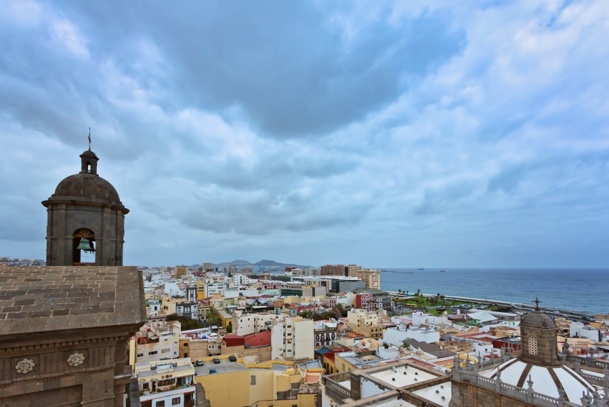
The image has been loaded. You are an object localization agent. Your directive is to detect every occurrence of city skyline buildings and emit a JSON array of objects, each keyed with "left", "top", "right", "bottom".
[{"left": 1, "top": 1, "right": 609, "bottom": 268}]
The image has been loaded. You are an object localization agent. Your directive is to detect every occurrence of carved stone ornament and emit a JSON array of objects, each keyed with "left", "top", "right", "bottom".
[
  {"left": 15, "top": 358, "right": 35, "bottom": 374},
  {"left": 67, "top": 352, "right": 85, "bottom": 367}
]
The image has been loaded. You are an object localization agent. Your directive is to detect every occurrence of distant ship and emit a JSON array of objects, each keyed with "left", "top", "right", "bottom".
[
  {"left": 440, "top": 270, "right": 446, "bottom": 272},
  {"left": 417, "top": 267, "right": 425, "bottom": 271}
]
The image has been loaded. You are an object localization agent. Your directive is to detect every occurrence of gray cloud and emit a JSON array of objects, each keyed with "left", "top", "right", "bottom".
[{"left": 1, "top": 1, "right": 609, "bottom": 267}]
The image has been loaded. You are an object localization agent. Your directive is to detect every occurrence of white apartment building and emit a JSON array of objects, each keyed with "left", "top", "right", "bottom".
[
  {"left": 411, "top": 311, "right": 448, "bottom": 327},
  {"left": 231, "top": 273, "right": 257, "bottom": 286},
  {"left": 271, "top": 316, "right": 314, "bottom": 360},
  {"left": 232, "top": 312, "right": 283, "bottom": 336},
  {"left": 135, "top": 359, "right": 196, "bottom": 407},
  {"left": 164, "top": 282, "right": 184, "bottom": 297},
  {"left": 204, "top": 282, "right": 225, "bottom": 297}
]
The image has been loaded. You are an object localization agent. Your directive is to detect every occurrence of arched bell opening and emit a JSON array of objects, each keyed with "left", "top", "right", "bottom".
[{"left": 73, "top": 228, "right": 96, "bottom": 265}]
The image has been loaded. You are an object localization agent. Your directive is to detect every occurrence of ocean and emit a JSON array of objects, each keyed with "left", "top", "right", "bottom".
[{"left": 379, "top": 268, "right": 609, "bottom": 315}]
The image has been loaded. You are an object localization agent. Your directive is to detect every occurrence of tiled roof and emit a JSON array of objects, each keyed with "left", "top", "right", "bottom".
[
  {"left": 244, "top": 330, "right": 271, "bottom": 347},
  {"left": 0, "top": 265, "right": 145, "bottom": 334}
]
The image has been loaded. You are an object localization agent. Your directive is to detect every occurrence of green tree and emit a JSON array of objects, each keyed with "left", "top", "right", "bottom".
[
  {"left": 299, "top": 310, "right": 314, "bottom": 320},
  {"left": 207, "top": 307, "right": 221, "bottom": 326},
  {"left": 334, "top": 303, "right": 347, "bottom": 318},
  {"left": 165, "top": 313, "right": 204, "bottom": 330}
]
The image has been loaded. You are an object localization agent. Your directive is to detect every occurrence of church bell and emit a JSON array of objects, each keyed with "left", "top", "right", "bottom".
[{"left": 77, "top": 238, "right": 95, "bottom": 252}]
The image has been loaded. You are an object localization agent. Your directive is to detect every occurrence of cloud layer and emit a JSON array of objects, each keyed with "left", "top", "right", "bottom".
[{"left": 1, "top": 0, "right": 608, "bottom": 267}]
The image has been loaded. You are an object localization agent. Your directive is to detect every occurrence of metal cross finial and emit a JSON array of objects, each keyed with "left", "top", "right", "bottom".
[
  {"left": 533, "top": 297, "right": 541, "bottom": 310},
  {"left": 88, "top": 128, "right": 92, "bottom": 150}
]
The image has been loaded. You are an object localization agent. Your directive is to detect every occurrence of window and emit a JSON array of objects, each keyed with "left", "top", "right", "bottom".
[
  {"left": 137, "top": 353, "right": 144, "bottom": 357},
  {"left": 184, "top": 343, "right": 188, "bottom": 347},
  {"left": 155, "top": 402, "right": 165, "bottom": 407},
  {"left": 172, "top": 397, "right": 181, "bottom": 405},
  {"left": 162, "top": 349, "right": 170, "bottom": 353},
  {"left": 251, "top": 375, "right": 256, "bottom": 385},
  {"left": 148, "top": 351, "right": 158, "bottom": 355},
  {"left": 529, "top": 336, "right": 538, "bottom": 355}
]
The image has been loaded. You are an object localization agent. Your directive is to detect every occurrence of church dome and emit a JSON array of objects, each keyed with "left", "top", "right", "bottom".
[
  {"left": 53, "top": 173, "right": 122, "bottom": 205},
  {"left": 521, "top": 309, "right": 555, "bottom": 330},
  {"left": 42, "top": 149, "right": 128, "bottom": 212},
  {"left": 482, "top": 359, "right": 595, "bottom": 403}
]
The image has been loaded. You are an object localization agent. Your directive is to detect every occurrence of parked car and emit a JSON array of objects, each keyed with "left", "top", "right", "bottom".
[
  {"left": 213, "top": 358, "right": 221, "bottom": 364},
  {"left": 228, "top": 355, "right": 237, "bottom": 362},
  {"left": 195, "top": 360, "right": 204, "bottom": 366}
]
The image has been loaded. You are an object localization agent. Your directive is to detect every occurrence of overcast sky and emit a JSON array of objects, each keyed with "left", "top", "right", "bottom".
[{"left": 1, "top": 1, "right": 608, "bottom": 268}]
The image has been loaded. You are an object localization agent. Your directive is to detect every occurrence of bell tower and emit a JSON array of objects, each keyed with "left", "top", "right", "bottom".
[{"left": 42, "top": 145, "right": 129, "bottom": 266}]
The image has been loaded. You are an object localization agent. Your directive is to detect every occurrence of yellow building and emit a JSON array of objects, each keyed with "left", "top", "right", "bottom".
[
  {"left": 176, "top": 265, "right": 188, "bottom": 277},
  {"left": 194, "top": 356, "right": 320, "bottom": 407},
  {"left": 196, "top": 280, "right": 205, "bottom": 300},
  {"left": 218, "top": 308, "right": 233, "bottom": 330}
]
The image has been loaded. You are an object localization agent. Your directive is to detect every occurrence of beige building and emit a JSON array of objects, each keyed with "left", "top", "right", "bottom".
[
  {"left": 178, "top": 336, "right": 223, "bottom": 359},
  {"left": 346, "top": 264, "right": 362, "bottom": 277},
  {"left": 271, "top": 316, "right": 315, "bottom": 360},
  {"left": 346, "top": 309, "right": 385, "bottom": 339},
  {"left": 131, "top": 318, "right": 181, "bottom": 364},
  {"left": 355, "top": 268, "right": 381, "bottom": 290}
]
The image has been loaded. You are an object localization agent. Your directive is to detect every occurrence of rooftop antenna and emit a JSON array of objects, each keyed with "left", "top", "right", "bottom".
[{"left": 88, "top": 127, "right": 92, "bottom": 151}]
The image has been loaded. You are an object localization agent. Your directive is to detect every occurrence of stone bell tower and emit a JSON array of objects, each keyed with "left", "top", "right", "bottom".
[{"left": 42, "top": 146, "right": 129, "bottom": 266}]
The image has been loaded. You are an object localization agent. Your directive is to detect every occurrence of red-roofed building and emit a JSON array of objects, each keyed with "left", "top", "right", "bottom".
[
  {"left": 244, "top": 330, "right": 272, "bottom": 348},
  {"left": 223, "top": 334, "right": 246, "bottom": 347},
  {"left": 220, "top": 331, "right": 272, "bottom": 362}
]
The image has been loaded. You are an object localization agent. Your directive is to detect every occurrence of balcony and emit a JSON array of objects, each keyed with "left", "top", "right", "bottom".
[{"left": 139, "top": 382, "right": 196, "bottom": 399}]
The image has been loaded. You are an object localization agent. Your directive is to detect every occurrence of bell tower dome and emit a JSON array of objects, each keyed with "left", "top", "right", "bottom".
[
  {"left": 519, "top": 298, "right": 561, "bottom": 366},
  {"left": 42, "top": 144, "right": 129, "bottom": 266}
]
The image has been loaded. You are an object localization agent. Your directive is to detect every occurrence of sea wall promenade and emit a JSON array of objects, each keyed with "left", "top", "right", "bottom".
[{"left": 387, "top": 291, "right": 595, "bottom": 320}]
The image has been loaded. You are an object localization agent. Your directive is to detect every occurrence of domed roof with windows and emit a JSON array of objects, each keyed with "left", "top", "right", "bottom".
[
  {"left": 481, "top": 357, "right": 596, "bottom": 403},
  {"left": 43, "top": 148, "right": 128, "bottom": 212},
  {"left": 478, "top": 299, "right": 601, "bottom": 405}
]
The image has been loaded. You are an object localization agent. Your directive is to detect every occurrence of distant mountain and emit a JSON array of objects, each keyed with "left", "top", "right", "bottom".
[
  {"left": 254, "top": 259, "right": 284, "bottom": 267},
  {"left": 214, "top": 259, "right": 311, "bottom": 270},
  {"left": 216, "top": 260, "right": 253, "bottom": 267}
]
